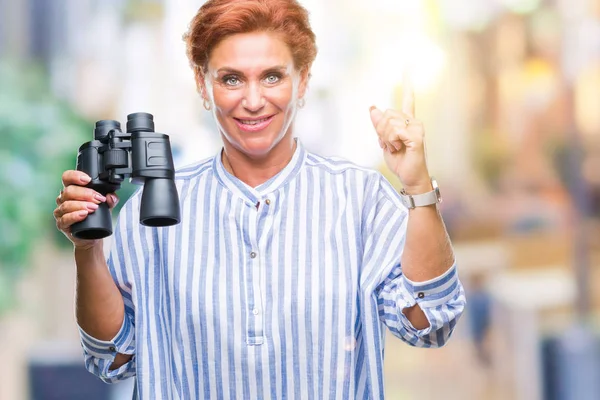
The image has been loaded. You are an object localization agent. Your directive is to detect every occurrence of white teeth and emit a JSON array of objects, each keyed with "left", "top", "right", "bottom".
[{"left": 240, "top": 117, "right": 269, "bottom": 125}]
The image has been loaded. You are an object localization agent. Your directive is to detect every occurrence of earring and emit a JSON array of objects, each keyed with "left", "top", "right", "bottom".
[
  {"left": 298, "top": 98, "right": 306, "bottom": 108},
  {"left": 203, "top": 98, "right": 212, "bottom": 111}
]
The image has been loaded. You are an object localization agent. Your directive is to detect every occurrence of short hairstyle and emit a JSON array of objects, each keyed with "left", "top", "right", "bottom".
[{"left": 183, "top": 0, "right": 317, "bottom": 83}]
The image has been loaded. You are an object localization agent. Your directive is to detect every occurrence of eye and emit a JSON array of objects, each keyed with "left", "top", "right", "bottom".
[
  {"left": 222, "top": 75, "right": 241, "bottom": 86},
  {"left": 264, "top": 74, "right": 281, "bottom": 84}
]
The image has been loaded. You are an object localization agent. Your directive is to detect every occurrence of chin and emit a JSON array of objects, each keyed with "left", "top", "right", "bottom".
[
  {"left": 237, "top": 139, "right": 275, "bottom": 157},
  {"left": 226, "top": 127, "right": 287, "bottom": 158}
]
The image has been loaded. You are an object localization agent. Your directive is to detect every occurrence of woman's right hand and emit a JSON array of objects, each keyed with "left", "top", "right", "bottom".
[{"left": 54, "top": 170, "right": 119, "bottom": 250}]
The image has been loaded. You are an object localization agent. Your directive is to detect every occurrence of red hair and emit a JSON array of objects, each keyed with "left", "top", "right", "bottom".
[{"left": 183, "top": 0, "right": 317, "bottom": 83}]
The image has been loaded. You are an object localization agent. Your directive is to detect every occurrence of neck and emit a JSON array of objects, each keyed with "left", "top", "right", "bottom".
[{"left": 222, "top": 136, "right": 297, "bottom": 188}]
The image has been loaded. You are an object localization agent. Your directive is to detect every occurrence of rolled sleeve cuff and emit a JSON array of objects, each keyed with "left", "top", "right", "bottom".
[
  {"left": 400, "top": 262, "right": 459, "bottom": 307},
  {"left": 78, "top": 315, "right": 135, "bottom": 361},
  {"left": 396, "top": 262, "right": 460, "bottom": 333}
]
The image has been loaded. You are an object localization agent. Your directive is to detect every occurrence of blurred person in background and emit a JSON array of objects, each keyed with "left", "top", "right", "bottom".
[
  {"left": 52, "top": 0, "right": 466, "bottom": 398},
  {"left": 466, "top": 272, "right": 492, "bottom": 366}
]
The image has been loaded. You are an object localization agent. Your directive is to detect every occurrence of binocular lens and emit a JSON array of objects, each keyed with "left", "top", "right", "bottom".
[
  {"left": 127, "top": 112, "right": 155, "bottom": 133},
  {"left": 94, "top": 120, "right": 121, "bottom": 141},
  {"left": 140, "top": 178, "right": 181, "bottom": 227},
  {"left": 71, "top": 202, "right": 113, "bottom": 240}
]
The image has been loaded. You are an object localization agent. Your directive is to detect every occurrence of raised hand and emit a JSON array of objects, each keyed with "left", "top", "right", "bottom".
[{"left": 369, "top": 73, "right": 431, "bottom": 194}]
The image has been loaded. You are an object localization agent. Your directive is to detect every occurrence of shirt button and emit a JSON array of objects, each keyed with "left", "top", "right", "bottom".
[
  {"left": 109, "top": 346, "right": 117, "bottom": 352},
  {"left": 250, "top": 251, "right": 257, "bottom": 259},
  {"left": 417, "top": 292, "right": 425, "bottom": 299},
  {"left": 252, "top": 308, "right": 259, "bottom": 315},
  {"left": 265, "top": 199, "right": 271, "bottom": 205}
]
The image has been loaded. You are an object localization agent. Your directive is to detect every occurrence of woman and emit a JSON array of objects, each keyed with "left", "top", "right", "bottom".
[{"left": 54, "top": 0, "right": 465, "bottom": 398}]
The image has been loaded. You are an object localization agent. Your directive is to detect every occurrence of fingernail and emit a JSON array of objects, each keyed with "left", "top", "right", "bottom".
[
  {"left": 369, "top": 105, "right": 376, "bottom": 112},
  {"left": 87, "top": 203, "right": 99, "bottom": 211},
  {"left": 79, "top": 210, "right": 88, "bottom": 217},
  {"left": 80, "top": 175, "right": 91, "bottom": 184},
  {"left": 109, "top": 194, "right": 119, "bottom": 205},
  {"left": 94, "top": 194, "right": 107, "bottom": 202}
]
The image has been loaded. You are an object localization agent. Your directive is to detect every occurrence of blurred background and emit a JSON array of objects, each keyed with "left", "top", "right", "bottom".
[{"left": 1, "top": 0, "right": 599, "bottom": 399}]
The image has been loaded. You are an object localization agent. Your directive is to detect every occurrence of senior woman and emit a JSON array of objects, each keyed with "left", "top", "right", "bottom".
[{"left": 54, "top": 0, "right": 466, "bottom": 398}]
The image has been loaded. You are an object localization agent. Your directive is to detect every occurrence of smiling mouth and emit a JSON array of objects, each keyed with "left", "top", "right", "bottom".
[
  {"left": 236, "top": 116, "right": 271, "bottom": 125},
  {"left": 233, "top": 115, "right": 275, "bottom": 132}
]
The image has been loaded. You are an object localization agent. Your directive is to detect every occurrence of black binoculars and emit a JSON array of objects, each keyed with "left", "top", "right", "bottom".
[{"left": 71, "top": 112, "right": 181, "bottom": 240}]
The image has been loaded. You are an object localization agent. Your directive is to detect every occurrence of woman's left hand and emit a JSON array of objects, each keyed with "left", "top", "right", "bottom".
[{"left": 369, "top": 82, "right": 432, "bottom": 193}]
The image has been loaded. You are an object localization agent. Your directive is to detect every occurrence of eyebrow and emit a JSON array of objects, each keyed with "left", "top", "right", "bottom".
[{"left": 216, "top": 65, "right": 289, "bottom": 75}]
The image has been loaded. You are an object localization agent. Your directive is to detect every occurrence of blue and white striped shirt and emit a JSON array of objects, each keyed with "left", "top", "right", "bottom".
[{"left": 78, "top": 140, "right": 466, "bottom": 399}]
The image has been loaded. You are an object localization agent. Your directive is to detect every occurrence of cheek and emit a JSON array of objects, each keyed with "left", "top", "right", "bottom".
[
  {"left": 268, "top": 87, "right": 296, "bottom": 110},
  {"left": 213, "top": 91, "right": 240, "bottom": 112}
]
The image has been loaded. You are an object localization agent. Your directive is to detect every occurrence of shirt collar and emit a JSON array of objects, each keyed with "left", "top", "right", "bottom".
[{"left": 213, "top": 138, "right": 306, "bottom": 205}]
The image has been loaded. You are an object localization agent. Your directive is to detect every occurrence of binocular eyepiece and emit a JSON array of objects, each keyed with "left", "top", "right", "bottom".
[{"left": 71, "top": 112, "right": 181, "bottom": 240}]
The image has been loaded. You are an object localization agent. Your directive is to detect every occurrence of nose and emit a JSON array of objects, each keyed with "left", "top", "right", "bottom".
[{"left": 242, "top": 82, "right": 265, "bottom": 112}]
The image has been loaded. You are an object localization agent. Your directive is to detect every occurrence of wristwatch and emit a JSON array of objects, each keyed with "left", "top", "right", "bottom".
[{"left": 399, "top": 177, "right": 442, "bottom": 209}]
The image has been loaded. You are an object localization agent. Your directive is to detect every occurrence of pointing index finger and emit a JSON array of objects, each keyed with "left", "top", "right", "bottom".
[{"left": 402, "top": 68, "right": 415, "bottom": 118}]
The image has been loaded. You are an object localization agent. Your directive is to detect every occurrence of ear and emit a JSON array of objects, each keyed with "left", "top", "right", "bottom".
[
  {"left": 194, "top": 67, "right": 208, "bottom": 100},
  {"left": 297, "top": 67, "right": 311, "bottom": 99}
]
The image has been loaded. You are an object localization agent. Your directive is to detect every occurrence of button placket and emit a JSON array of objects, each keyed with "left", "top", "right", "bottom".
[{"left": 245, "top": 207, "right": 264, "bottom": 344}]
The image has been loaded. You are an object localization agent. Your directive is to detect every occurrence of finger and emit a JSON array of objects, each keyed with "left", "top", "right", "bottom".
[
  {"left": 372, "top": 108, "right": 421, "bottom": 151},
  {"left": 383, "top": 128, "right": 404, "bottom": 151},
  {"left": 402, "top": 69, "right": 415, "bottom": 118},
  {"left": 62, "top": 170, "right": 92, "bottom": 187},
  {"left": 374, "top": 109, "right": 393, "bottom": 139},
  {"left": 56, "top": 210, "right": 90, "bottom": 231},
  {"left": 62, "top": 185, "right": 107, "bottom": 204},
  {"left": 369, "top": 106, "right": 384, "bottom": 128},
  {"left": 54, "top": 201, "right": 99, "bottom": 219},
  {"left": 389, "top": 139, "right": 404, "bottom": 152},
  {"left": 376, "top": 109, "right": 404, "bottom": 141},
  {"left": 56, "top": 190, "right": 64, "bottom": 206},
  {"left": 386, "top": 120, "right": 424, "bottom": 147},
  {"left": 106, "top": 193, "right": 120, "bottom": 209}
]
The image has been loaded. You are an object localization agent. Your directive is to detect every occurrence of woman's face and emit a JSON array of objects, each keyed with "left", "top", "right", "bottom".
[{"left": 202, "top": 31, "right": 308, "bottom": 158}]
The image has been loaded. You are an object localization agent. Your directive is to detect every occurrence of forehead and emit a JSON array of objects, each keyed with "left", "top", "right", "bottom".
[{"left": 208, "top": 31, "right": 294, "bottom": 74}]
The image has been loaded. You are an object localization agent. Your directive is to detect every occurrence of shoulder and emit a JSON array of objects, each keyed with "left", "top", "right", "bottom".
[
  {"left": 302, "top": 150, "right": 403, "bottom": 206},
  {"left": 174, "top": 156, "right": 215, "bottom": 181},
  {"left": 304, "top": 151, "right": 379, "bottom": 179},
  {"left": 304, "top": 151, "right": 400, "bottom": 192}
]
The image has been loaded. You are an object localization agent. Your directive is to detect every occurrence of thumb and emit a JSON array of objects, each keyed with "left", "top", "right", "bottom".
[
  {"left": 369, "top": 105, "right": 384, "bottom": 128},
  {"left": 106, "top": 193, "right": 120, "bottom": 209}
]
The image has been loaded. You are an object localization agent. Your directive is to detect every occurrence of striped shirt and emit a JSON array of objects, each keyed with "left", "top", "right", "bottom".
[{"left": 78, "top": 140, "right": 466, "bottom": 399}]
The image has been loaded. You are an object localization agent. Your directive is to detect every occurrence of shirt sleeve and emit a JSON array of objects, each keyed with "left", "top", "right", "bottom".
[
  {"left": 78, "top": 310, "right": 136, "bottom": 383},
  {"left": 360, "top": 173, "right": 466, "bottom": 348},
  {"left": 77, "top": 196, "right": 139, "bottom": 383},
  {"left": 375, "top": 261, "right": 465, "bottom": 347}
]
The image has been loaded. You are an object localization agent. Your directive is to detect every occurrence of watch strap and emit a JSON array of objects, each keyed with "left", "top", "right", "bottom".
[{"left": 399, "top": 178, "right": 442, "bottom": 209}]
